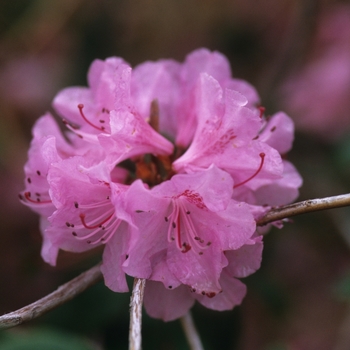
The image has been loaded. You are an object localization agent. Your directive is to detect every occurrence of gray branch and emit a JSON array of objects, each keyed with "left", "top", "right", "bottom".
[
  {"left": 129, "top": 278, "right": 146, "bottom": 350},
  {"left": 2, "top": 193, "right": 350, "bottom": 331},
  {"left": 0, "top": 263, "right": 103, "bottom": 330},
  {"left": 257, "top": 193, "right": 350, "bottom": 226}
]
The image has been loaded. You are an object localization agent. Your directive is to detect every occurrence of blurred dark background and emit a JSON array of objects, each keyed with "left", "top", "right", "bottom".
[{"left": 1, "top": 0, "right": 350, "bottom": 349}]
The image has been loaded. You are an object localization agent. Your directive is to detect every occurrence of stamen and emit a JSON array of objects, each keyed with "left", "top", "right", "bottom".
[
  {"left": 78, "top": 104, "right": 105, "bottom": 131},
  {"left": 149, "top": 99, "right": 159, "bottom": 132},
  {"left": 166, "top": 200, "right": 211, "bottom": 253},
  {"left": 176, "top": 215, "right": 182, "bottom": 250},
  {"left": 79, "top": 212, "right": 113, "bottom": 229},
  {"left": 22, "top": 191, "right": 52, "bottom": 204},
  {"left": 73, "top": 216, "right": 121, "bottom": 245},
  {"left": 258, "top": 106, "right": 265, "bottom": 119},
  {"left": 234, "top": 153, "right": 265, "bottom": 188}
]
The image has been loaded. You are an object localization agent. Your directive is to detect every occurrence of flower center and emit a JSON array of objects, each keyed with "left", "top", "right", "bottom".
[{"left": 165, "top": 196, "right": 211, "bottom": 254}]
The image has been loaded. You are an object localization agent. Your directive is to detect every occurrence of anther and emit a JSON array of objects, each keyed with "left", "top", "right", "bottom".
[
  {"left": 258, "top": 106, "right": 265, "bottom": 119},
  {"left": 74, "top": 202, "right": 79, "bottom": 208},
  {"left": 36, "top": 170, "right": 41, "bottom": 176},
  {"left": 181, "top": 243, "right": 191, "bottom": 253},
  {"left": 206, "top": 292, "right": 216, "bottom": 298},
  {"left": 234, "top": 153, "right": 265, "bottom": 188}
]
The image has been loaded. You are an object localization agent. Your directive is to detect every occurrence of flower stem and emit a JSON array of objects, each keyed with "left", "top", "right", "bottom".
[
  {"left": 0, "top": 263, "right": 103, "bottom": 330},
  {"left": 129, "top": 278, "right": 146, "bottom": 350},
  {"left": 180, "top": 311, "right": 204, "bottom": 350},
  {"left": 257, "top": 193, "right": 350, "bottom": 226}
]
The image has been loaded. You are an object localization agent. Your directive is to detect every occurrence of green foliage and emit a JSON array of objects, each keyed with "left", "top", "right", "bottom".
[{"left": 0, "top": 328, "right": 95, "bottom": 350}]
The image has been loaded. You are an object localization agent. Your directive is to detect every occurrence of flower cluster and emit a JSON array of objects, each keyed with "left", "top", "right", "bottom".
[{"left": 20, "top": 49, "right": 302, "bottom": 321}]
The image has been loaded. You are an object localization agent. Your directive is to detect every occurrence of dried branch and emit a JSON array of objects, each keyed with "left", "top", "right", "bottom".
[
  {"left": 257, "top": 193, "right": 350, "bottom": 226},
  {"left": 0, "top": 263, "right": 103, "bottom": 330},
  {"left": 2, "top": 193, "right": 350, "bottom": 333},
  {"left": 180, "top": 312, "right": 204, "bottom": 350},
  {"left": 129, "top": 278, "right": 146, "bottom": 350}
]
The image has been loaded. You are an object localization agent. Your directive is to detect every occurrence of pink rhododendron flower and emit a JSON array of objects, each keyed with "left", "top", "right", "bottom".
[
  {"left": 45, "top": 157, "right": 131, "bottom": 292},
  {"left": 20, "top": 48, "right": 302, "bottom": 321},
  {"left": 53, "top": 58, "right": 174, "bottom": 165}
]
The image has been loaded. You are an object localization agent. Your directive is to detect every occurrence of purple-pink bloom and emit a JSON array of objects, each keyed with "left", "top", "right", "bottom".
[
  {"left": 45, "top": 157, "right": 131, "bottom": 292},
  {"left": 53, "top": 57, "right": 174, "bottom": 165},
  {"left": 121, "top": 166, "right": 256, "bottom": 297},
  {"left": 20, "top": 48, "right": 302, "bottom": 321},
  {"left": 19, "top": 112, "right": 99, "bottom": 263}
]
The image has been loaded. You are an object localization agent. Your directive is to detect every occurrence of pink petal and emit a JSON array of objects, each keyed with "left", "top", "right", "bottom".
[
  {"left": 258, "top": 112, "right": 295, "bottom": 154},
  {"left": 100, "top": 222, "right": 130, "bottom": 293},
  {"left": 131, "top": 59, "right": 181, "bottom": 139},
  {"left": 195, "top": 271, "right": 247, "bottom": 311},
  {"left": 99, "top": 110, "right": 174, "bottom": 166},
  {"left": 152, "top": 165, "right": 233, "bottom": 212},
  {"left": 252, "top": 160, "right": 303, "bottom": 206},
  {"left": 224, "top": 239, "right": 263, "bottom": 278},
  {"left": 143, "top": 281, "right": 195, "bottom": 321}
]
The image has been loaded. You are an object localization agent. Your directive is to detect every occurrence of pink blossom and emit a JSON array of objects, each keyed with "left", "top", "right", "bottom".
[
  {"left": 131, "top": 48, "right": 260, "bottom": 148},
  {"left": 121, "top": 166, "right": 256, "bottom": 299},
  {"left": 173, "top": 73, "right": 302, "bottom": 207},
  {"left": 45, "top": 157, "right": 131, "bottom": 292},
  {"left": 20, "top": 48, "right": 302, "bottom": 320},
  {"left": 19, "top": 113, "right": 95, "bottom": 264},
  {"left": 53, "top": 58, "right": 174, "bottom": 164}
]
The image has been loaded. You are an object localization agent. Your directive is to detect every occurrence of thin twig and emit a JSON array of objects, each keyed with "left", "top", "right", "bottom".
[
  {"left": 0, "top": 263, "right": 103, "bottom": 330},
  {"left": 1, "top": 193, "right": 350, "bottom": 332},
  {"left": 129, "top": 278, "right": 146, "bottom": 350},
  {"left": 257, "top": 193, "right": 350, "bottom": 226},
  {"left": 180, "top": 311, "right": 204, "bottom": 350}
]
